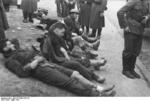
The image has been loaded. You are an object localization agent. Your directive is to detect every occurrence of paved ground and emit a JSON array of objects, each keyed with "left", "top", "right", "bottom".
[{"left": 0, "top": 0, "right": 150, "bottom": 97}]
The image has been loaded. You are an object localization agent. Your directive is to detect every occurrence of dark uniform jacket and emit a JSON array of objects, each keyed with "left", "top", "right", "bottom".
[{"left": 117, "top": 0, "right": 150, "bottom": 35}]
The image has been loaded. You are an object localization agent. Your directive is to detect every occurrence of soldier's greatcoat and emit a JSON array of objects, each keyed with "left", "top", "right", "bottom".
[
  {"left": 21, "top": 0, "right": 38, "bottom": 13},
  {"left": 89, "top": 0, "right": 107, "bottom": 29},
  {"left": 78, "top": 0, "right": 93, "bottom": 27}
]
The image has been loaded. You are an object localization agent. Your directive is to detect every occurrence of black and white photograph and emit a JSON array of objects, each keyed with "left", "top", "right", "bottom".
[{"left": 0, "top": 0, "right": 150, "bottom": 100}]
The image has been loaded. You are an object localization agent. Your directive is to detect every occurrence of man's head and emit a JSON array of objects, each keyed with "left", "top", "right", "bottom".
[
  {"left": 69, "top": 9, "right": 79, "bottom": 20},
  {"left": 2, "top": 38, "right": 40, "bottom": 58},
  {"left": 3, "top": 38, "right": 20, "bottom": 52},
  {"left": 49, "top": 22, "right": 66, "bottom": 37},
  {"left": 2, "top": 38, "right": 20, "bottom": 58}
]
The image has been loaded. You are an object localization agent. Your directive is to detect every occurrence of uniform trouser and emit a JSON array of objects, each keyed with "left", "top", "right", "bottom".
[
  {"left": 32, "top": 65, "right": 99, "bottom": 96},
  {"left": 0, "top": 27, "right": 6, "bottom": 52},
  {"left": 122, "top": 31, "right": 143, "bottom": 71},
  {"left": 60, "top": 60, "right": 98, "bottom": 81}
]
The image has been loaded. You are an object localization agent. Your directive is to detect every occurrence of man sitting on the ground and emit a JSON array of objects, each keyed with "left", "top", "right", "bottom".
[{"left": 40, "top": 22, "right": 108, "bottom": 82}]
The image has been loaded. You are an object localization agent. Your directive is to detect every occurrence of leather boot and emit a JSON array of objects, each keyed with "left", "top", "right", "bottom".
[
  {"left": 130, "top": 56, "right": 141, "bottom": 79},
  {"left": 122, "top": 56, "right": 135, "bottom": 79}
]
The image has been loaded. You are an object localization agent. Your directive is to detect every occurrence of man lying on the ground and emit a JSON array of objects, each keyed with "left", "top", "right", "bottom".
[
  {"left": 2, "top": 38, "right": 116, "bottom": 96},
  {"left": 40, "top": 22, "right": 108, "bottom": 82}
]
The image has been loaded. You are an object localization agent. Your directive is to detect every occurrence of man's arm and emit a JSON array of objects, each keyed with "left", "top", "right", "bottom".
[
  {"left": 24, "top": 56, "right": 45, "bottom": 71},
  {"left": 60, "top": 47, "right": 70, "bottom": 60},
  {"left": 5, "top": 59, "right": 31, "bottom": 78}
]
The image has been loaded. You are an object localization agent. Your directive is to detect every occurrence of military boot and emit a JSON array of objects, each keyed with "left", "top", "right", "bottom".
[
  {"left": 130, "top": 56, "right": 141, "bottom": 79},
  {"left": 122, "top": 56, "right": 135, "bottom": 79}
]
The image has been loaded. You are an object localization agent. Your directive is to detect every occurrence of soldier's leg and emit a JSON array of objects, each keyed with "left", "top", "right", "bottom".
[
  {"left": 130, "top": 35, "right": 143, "bottom": 78},
  {"left": 122, "top": 31, "right": 136, "bottom": 79}
]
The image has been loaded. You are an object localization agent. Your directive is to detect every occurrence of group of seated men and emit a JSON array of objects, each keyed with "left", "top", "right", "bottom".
[{"left": 0, "top": 9, "right": 116, "bottom": 96}]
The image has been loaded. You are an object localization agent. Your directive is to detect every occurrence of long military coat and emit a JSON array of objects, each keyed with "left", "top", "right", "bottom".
[
  {"left": 78, "top": 0, "right": 93, "bottom": 26},
  {"left": 89, "top": 0, "right": 107, "bottom": 29},
  {"left": 21, "top": 0, "right": 38, "bottom": 13}
]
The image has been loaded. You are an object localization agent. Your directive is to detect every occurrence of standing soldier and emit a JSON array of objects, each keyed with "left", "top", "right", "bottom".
[
  {"left": 117, "top": 0, "right": 150, "bottom": 79},
  {"left": 89, "top": 0, "right": 107, "bottom": 39},
  {"left": 0, "top": 0, "right": 9, "bottom": 52},
  {"left": 78, "top": 0, "right": 93, "bottom": 35}
]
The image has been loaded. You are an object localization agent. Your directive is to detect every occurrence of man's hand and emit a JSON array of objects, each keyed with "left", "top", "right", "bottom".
[
  {"left": 100, "top": 12, "right": 104, "bottom": 17},
  {"left": 141, "top": 16, "right": 149, "bottom": 24},
  {"left": 124, "top": 26, "right": 130, "bottom": 32},
  {"left": 60, "top": 47, "right": 70, "bottom": 61},
  {"left": 30, "top": 60, "right": 39, "bottom": 69},
  {"left": 66, "top": 56, "right": 71, "bottom": 61},
  {"left": 34, "top": 56, "right": 45, "bottom": 62}
]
